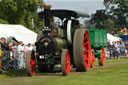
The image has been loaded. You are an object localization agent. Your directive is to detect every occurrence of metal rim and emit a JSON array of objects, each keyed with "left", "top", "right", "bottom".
[
  {"left": 101, "top": 48, "right": 105, "bottom": 65},
  {"left": 83, "top": 30, "right": 91, "bottom": 70},
  {"left": 91, "top": 51, "right": 95, "bottom": 68}
]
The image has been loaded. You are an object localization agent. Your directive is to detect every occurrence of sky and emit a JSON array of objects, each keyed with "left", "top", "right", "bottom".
[
  {"left": 43, "top": 0, "right": 105, "bottom": 23},
  {"left": 44, "top": 0, "right": 105, "bottom": 14}
]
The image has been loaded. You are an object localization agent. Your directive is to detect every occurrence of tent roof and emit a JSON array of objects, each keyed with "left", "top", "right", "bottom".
[
  {"left": 107, "top": 33, "right": 121, "bottom": 44},
  {"left": 0, "top": 24, "right": 37, "bottom": 44}
]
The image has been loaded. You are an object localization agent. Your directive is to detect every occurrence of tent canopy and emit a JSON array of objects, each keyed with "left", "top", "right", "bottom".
[
  {"left": 0, "top": 24, "right": 37, "bottom": 44},
  {"left": 107, "top": 33, "right": 121, "bottom": 44}
]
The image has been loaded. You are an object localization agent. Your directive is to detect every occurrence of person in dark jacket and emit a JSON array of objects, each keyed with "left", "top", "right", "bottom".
[
  {"left": 1, "top": 37, "right": 9, "bottom": 51},
  {"left": 111, "top": 42, "right": 117, "bottom": 58},
  {"left": 107, "top": 42, "right": 112, "bottom": 59},
  {"left": 0, "top": 37, "right": 10, "bottom": 70}
]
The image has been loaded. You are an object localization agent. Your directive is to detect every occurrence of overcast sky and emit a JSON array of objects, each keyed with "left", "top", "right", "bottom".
[
  {"left": 43, "top": 0, "right": 105, "bottom": 23},
  {"left": 44, "top": 0, "right": 105, "bottom": 14}
]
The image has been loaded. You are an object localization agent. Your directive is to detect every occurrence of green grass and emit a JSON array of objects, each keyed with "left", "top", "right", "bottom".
[{"left": 0, "top": 59, "right": 128, "bottom": 85}]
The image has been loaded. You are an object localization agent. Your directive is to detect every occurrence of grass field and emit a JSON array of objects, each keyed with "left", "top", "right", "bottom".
[{"left": 0, "top": 59, "right": 128, "bottom": 85}]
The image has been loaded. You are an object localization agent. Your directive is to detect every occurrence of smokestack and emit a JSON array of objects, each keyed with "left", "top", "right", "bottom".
[{"left": 44, "top": 5, "right": 51, "bottom": 28}]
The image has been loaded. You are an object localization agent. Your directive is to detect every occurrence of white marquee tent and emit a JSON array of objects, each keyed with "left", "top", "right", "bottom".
[
  {"left": 107, "top": 33, "right": 121, "bottom": 44},
  {"left": 0, "top": 24, "right": 122, "bottom": 45},
  {"left": 0, "top": 24, "right": 37, "bottom": 44}
]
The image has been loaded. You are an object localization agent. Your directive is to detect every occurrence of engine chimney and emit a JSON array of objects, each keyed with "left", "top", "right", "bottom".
[{"left": 43, "top": 5, "right": 52, "bottom": 34}]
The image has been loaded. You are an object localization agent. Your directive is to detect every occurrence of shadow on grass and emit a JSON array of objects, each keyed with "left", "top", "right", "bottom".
[
  {"left": 35, "top": 68, "right": 63, "bottom": 76},
  {"left": 1, "top": 68, "right": 64, "bottom": 77},
  {"left": 2, "top": 69, "right": 28, "bottom": 77}
]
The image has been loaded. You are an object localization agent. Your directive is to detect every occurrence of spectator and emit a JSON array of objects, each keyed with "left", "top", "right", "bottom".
[
  {"left": 11, "top": 42, "right": 18, "bottom": 69},
  {"left": 25, "top": 43, "right": 33, "bottom": 51},
  {"left": 107, "top": 42, "right": 112, "bottom": 59},
  {"left": 125, "top": 41, "right": 128, "bottom": 55},
  {"left": 8, "top": 41, "right": 13, "bottom": 58},
  {"left": 0, "top": 37, "right": 10, "bottom": 70},
  {"left": 16, "top": 41, "right": 24, "bottom": 69},
  {"left": 111, "top": 42, "right": 116, "bottom": 58},
  {"left": 11, "top": 42, "right": 18, "bottom": 58},
  {"left": 115, "top": 41, "right": 120, "bottom": 59},
  {"left": 119, "top": 41, "right": 125, "bottom": 58}
]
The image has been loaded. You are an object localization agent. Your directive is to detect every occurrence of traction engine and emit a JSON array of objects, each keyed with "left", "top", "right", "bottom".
[{"left": 25, "top": 5, "right": 107, "bottom": 76}]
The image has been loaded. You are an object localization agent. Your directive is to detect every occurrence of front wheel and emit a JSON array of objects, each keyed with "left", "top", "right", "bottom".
[
  {"left": 98, "top": 48, "right": 105, "bottom": 66},
  {"left": 26, "top": 51, "right": 36, "bottom": 76},
  {"left": 61, "top": 49, "right": 71, "bottom": 76}
]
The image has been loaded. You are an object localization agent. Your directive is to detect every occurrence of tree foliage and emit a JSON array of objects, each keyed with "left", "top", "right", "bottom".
[
  {"left": 104, "top": 0, "right": 128, "bottom": 27},
  {"left": 90, "top": 0, "right": 128, "bottom": 34},
  {"left": 0, "top": 19, "right": 8, "bottom": 24},
  {"left": 90, "top": 10, "right": 115, "bottom": 32},
  {"left": 0, "top": 0, "right": 44, "bottom": 32}
]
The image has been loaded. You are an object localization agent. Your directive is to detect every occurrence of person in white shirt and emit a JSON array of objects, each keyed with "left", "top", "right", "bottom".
[
  {"left": 25, "top": 43, "right": 33, "bottom": 51},
  {"left": 16, "top": 41, "right": 24, "bottom": 69},
  {"left": 114, "top": 41, "right": 120, "bottom": 59}
]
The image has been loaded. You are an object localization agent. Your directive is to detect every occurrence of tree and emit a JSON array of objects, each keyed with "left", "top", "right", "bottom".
[
  {"left": 91, "top": 10, "right": 110, "bottom": 28},
  {"left": 104, "top": 0, "right": 128, "bottom": 28},
  {"left": 0, "top": 0, "right": 44, "bottom": 32},
  {"left": 103, "top": 18, "right": 115, "bottom": 33},
  {"left": 84, "top": 20, "right": 95, "bottom": 29},
  {"left": 90, "top": 9, "right": 117, "bottom": 33},
  {"left": 0, "top": 19, "right": 8, "bottom": 24},
  {"left": 90, "top": 0, "right": 128, "bottom": 33}
]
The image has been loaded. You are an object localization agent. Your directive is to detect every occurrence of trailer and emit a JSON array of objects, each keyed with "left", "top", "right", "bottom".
[{"left": 25, "top": 5, "right": 107, "bottom": 76}]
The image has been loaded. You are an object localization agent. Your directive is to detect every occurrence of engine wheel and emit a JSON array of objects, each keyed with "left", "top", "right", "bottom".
[
  {"left": 26, "top": 51, "right": 36, "bottom": 76},
  {"left": 61, "top": 49, "right": 71, "bottom": 76},
  {"left": 98, "top": 48, "right": 105, "bottom": 66},
  {"left": 91, "top": 50, "right": 95, "bottom": 68},
  {"left": 73, "top": 29, "right": 91, "bottom": 71}
]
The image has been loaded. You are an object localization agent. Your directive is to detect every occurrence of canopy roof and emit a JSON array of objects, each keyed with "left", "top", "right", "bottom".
[
  {"left": 0, "top": 24, "right": 37, "bottom": 44},
  {"left": 107, "top": 33, "right": 121, "bottom": 44},
  {"left": 38, "top": 9, "right": 90, "bottom": 20}
]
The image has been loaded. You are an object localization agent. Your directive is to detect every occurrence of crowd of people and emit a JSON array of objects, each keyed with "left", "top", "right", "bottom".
[
  {"left": 0, "top": 37, "right": 34, "bottom": 71},
  {"left": 107, "top": 40, "right": 128, "bottom": 59}
]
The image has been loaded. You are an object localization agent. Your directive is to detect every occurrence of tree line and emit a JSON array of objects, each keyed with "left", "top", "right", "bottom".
[
  {"left": 87, "top": 0, "right": 128, "bottom": 34},
  {"left": 1, "top": 0, "right": 127, "bottom": 34},
  {"left": 0, "top": 0, "right": 44, "bottom": 32}
]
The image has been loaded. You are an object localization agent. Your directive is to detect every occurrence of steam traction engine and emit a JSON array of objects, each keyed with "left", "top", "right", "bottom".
[{"left": 26, "top": 5, "right": 107, "bottom": 76}]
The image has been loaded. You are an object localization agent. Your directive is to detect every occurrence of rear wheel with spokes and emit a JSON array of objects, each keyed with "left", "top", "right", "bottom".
[{"left": 73, "top": 29, "right": 92, "bottom": 71}]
